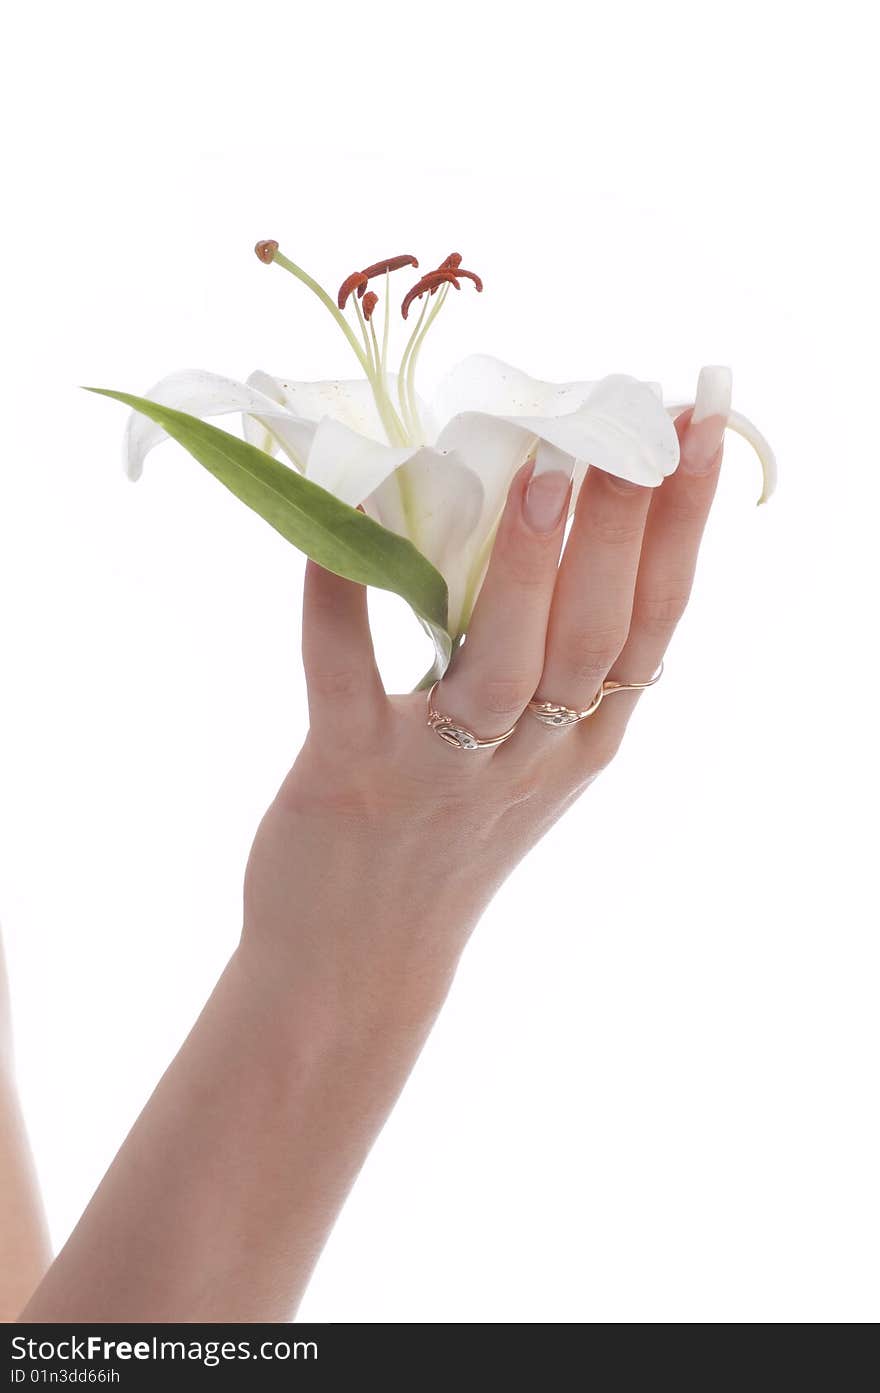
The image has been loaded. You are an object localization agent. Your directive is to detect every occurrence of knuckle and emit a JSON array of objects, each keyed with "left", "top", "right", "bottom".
[
  {"left": 307, "top": 666, "right": 365, "bottom": 702},
  {"left": 566, "top": 624, "right": 629, "bottom": 681},
  {"left": 632, "top": 589, "right": 690, "bottom": 637},
  {"left": 581, "top": 477, "right": 649, "bottom": 546},
  {"left": 474, "top": 672, "right": 537, "bottom": 717},
  {"left": 662, "top": 491, "right": 712, "bottom": 527},
  {"left": 497, "top": 525, "right": 554, "bottom": 590},
  {"left": 586, "top": 511, "right": 646, "bottom": 547},
  {"left": 602, "top": 473, "right": 645, "bottom": 497}
]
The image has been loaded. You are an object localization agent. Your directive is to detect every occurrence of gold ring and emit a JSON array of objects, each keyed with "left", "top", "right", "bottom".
[
  {"left": 426, "top": 682, "right": 518, "bottom": 751},
  {"left": 528, "top": 662, "right": 664, "bottom": 728}
]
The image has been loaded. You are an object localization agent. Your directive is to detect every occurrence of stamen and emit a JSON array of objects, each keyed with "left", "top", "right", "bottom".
[
  {"left": 451, "top": 269, "right": 482, "bottom": 290},
  {"left": 406, "top": 283, "right": 449, "bottom": 436},
  {"left": 402, "top": 270, "right": 460, "bottom": 319},
  {"left": 398, "top": 295, "right": 430, "bottom": 435},
  {"left": 337, "top": 271, "right": 370, "bottom": 309},
  {"left": 252, "top": 239, "right": 410, "bottom": 446},
  {"left": 254, "top": 241, "right": 483, "bottom": 453},
  {"left": 431, "top": 253, "right": 462, "bottom": 291},
  {"left": 381, "top": 269, "right": 391, "bottom": 377},
  {"left": 401, "top": 261, "right": 482, "bottom": 317},
  {"left": 358, "top": 254, "right": 419, "bottom": 291}
]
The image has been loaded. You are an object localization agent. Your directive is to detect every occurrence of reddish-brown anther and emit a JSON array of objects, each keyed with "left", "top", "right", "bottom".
[
  {"left": 337, "top": 270, "right": 370, "bottom": 309},
  {"left": 402, "top": 271, "right": 451, "bottom": 318},
  {"left": 255, "top": 239, "right": 279, "bottom": 264},
  {"left": 401, "top": 261, "right": 483, "bottom": 318},
  {"left": 402, "top": 270, "right": 460, "bottom": 319},
  {"left": 340, "top": 254, "right": 419, "bottom": 308},
  {"left": 429, "top": 253, "right": 463, "bottom": 293},
  {"left": 452, "top": 268, "right": 482, "bottom": 291},
  {"left": 362, "top": 291, "right": 379, "bottom": 321},
  {"left": 359, "top": 253, "right": 419, "bottom": 287}
]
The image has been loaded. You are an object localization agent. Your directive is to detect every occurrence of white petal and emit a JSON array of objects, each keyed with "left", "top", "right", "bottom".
[
  {"left": 271, "top": 377, "right": 388, "bottom": 441},
  {"left": 255, "top": 374, "right": 435, "bottom": 446},
  {"left": 435, "top": 362, "right": 679, "bottom": 487},
  {"left": 365, "top": 450, "right": 484, "bottom": 637},
  {"left": 429, "top": 379, "right": 680, "bottom": 629},
  {"left": 434, "top": 413, "right": 536, "bottom": 632},
  {"left": 124, "top": 369, "right": 312, "bottom": 481},
  {"left": 666, "top": 391, "right": 777, "bottom": 504},
  {"left": 304, "top": 417, "right": 486, "bottom": 634},
  {"left": 436, "top": 412, "right": 533, "bottom": 522},
  {"left": 304, "top": 417, "right": 421, "bottom": 507},
  {"left": 503, "top": 374, "right": 681, "bottom": 486},
  {"left": 727, "top": 410, "right": 777, "bottom": 504},
  {"left": 241, "top": 370, "right": 315, "bottom": 469},
  {"left": 433, "top": 354, "right": 599, "bottom": 424}
]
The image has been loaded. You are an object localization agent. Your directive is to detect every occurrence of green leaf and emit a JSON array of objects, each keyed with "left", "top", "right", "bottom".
[{"left": 90, "top": 390, "right": 450, "bottom": 647}]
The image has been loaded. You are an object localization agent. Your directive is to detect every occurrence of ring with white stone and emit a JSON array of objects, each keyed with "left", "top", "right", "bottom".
[
  {"left": 528, "top": 662, "right": 664, "bottom": 728},
  {"left": 426, "top": 682, "right": 519, "bottom": 751}
]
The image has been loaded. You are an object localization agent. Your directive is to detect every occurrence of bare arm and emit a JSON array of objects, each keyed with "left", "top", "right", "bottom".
[{"left": 1, "top": 935, "right": 51, "bottom": 1320}]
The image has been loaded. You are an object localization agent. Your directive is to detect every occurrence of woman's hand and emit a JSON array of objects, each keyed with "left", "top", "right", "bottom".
[
  {"left": 24, "top": 396, "right": 729, "bottom": 1322},
  {"left": 242, "top": 398, "right": 727, "bottom": 1036}
]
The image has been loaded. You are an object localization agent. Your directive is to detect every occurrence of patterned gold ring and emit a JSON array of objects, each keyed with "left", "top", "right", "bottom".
[
  {"left": 528, "top": 661, "right": 664, "bottom": 728},
  {"left": 426, "top": 682, "right": 519, "bottom": 751}
]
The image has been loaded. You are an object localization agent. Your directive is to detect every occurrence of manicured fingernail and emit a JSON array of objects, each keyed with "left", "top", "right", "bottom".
[
  {"left": 680, "top": 365, "right": 732, "bottom": 475},
  {"left": 523, "top": 442, "right": 573, "bottom": 533}
]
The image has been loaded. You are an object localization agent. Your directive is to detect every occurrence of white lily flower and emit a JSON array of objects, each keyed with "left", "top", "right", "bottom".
[{"left": 125, "top": 243, "right": 775, "bottom": 638}]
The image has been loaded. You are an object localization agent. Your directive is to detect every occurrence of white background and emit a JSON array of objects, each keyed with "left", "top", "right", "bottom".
[{"left": 1, "top": 0, "right": 877, "bottom": 1323}]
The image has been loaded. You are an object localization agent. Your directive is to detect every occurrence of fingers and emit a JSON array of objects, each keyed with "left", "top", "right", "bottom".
[
  {"left": 433, "top": 452, "right": 572, "bottom": 745},
  {"left": 301, "top": 561, "right": 386, "bottom": 738},
  {"left": 532, "top": 467, "right": 653, "bottom": 716},
  {"left": 588, "top": 397, "right": 728, "bottom": 754}
]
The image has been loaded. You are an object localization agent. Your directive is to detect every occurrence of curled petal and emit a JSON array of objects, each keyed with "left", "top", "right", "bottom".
[
  {"left": 241, "top": 370, "right": 315, "bottom": 467},
  {"left": 667, "top": 372, "right": 776, "bottom": 505},
  {"left": 124, "top": 370, "right": 315, "bottom": 481},
  {"left": 727, "top": 410, "right": 777, "bottom": 504}
]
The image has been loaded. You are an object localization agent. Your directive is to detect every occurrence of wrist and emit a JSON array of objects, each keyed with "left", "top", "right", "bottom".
[{"left": 230, "top": 933, "right": 456, "bottom": 1074}]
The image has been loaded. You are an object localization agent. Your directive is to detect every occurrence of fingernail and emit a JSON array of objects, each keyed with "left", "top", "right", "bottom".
[
  {"left": 523, "top": 441, "right": 573, "bottom": 533},
  {"left": 680, "top": 365, "right": 732, "bottom": 475}
]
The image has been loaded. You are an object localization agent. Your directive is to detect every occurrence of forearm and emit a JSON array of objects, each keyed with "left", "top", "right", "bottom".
[
  {"left": 22, "top": 942, "right": 447, "bottom": 1323},
  {"left": 1, "top": 941, "right": 52, "bottom": 1321},
  {"left": 0, "top": 1072, "right": 52, "bottom": 1321}
]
